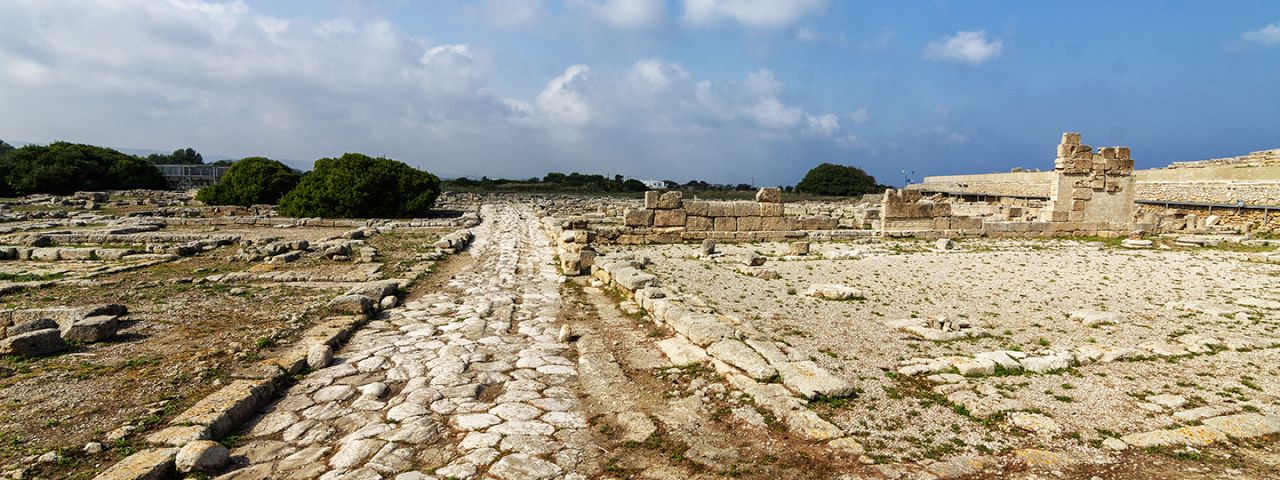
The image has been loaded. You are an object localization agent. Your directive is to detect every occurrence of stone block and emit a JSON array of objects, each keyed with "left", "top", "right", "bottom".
[
  {"left": 1071, "top": 188, "right": 1091, "bottom": 200},
  {"left": 800, "top": 217, "right": 838, "bottom": 230},
  {"left": 644, "top": 191, "right": 661, "bottom": 209},
  {"left": 169, "top": 379, "right": 276, "bottom": 438},
  {"left": 653, "top": 209, "right": 687, "bottom": 227},
  {"left": 707, "top": 339, "right": 776, "bottom": 380},
  {"left": 755, "top": 187, "right": 782, "bottom": 203},
  {"left": 758, "top": 202, "right": 784, "bottom": 216},
  {"left": 8, "top": 318, "right": 58, "bottom": 337},
  {"left": 789, "top": 241, "right": 810, "bottom": 255},
  {"left": 657, "top": 191, "right": 683, "bottom": 209},
  {"left": 775, "top": 361, "right": 856, "bottom": 399},
  {"left": 327, "top": 295, "right": 373, "bottom": 316},
  {"left": 95, "top": 448, "right": 177, "bottom": 480},
  {"left": 684, "top": 201, "right": 709, "bottom": 217},
  {"left": 0, "top": 328, "right": 67, "bottom": 356},
  {"left": 1061, "top": 132, "right": 1081, "bottom": 145},
  {"left": 951, "top": 216, "right": 983, "bottom": 230},
  {"left": 706, "top": 202, "right": 731, "bottom": 217},
  {"left": 736, "top": 216, "right": 762, "bottom": 231},
  {"left": 31, "top": 248, "right": 61, "bottom": 261},
  {"left": 59, "top": 248, "right": 98, "bottom": 260},
  {"left": 685, "top": 216, "right": 712, "bottom": 231},
  {"left": 622, "top": 209, "right": 653, "bottom": 227},
  {"left": 733, "top": 201, "right": 757, "bottom": 217},
  {"left": 760, "top": 216, "right": 794, "bottom": 231},
  {"left": 61, "top": 315, "right": 119, "bottom": 343},
  {"left": 713, "top": 217, "right": 737, "bottom": 232}
]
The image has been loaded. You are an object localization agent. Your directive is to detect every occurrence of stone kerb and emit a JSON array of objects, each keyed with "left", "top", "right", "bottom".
[
  {"left": 586, "top": 250, "right": 856, "bottom": 445},
  {"left": 93, "top": 236, "right": 470, "bottom": 480}
]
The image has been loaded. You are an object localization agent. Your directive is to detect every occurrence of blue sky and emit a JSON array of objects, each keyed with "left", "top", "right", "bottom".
[{"left": 1, "top": 1, "right": 1277, "bottom": 186}]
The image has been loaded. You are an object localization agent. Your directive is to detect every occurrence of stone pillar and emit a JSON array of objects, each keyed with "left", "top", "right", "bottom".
[{"left": 1044, "top": 132, "right": 1135, "bottom": 228}]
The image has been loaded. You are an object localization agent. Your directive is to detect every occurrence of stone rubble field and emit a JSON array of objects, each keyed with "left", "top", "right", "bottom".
[
  {"left": 608, "top": 236, "right": 1280, "bottom": 476},
  {"left": 3, "top": 192, "right": 1280, "bottom": 479}
]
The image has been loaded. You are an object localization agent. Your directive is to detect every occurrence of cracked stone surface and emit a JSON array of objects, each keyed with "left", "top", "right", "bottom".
[{"left": 218, "top": 205, "right": 584, "bottom": 479}]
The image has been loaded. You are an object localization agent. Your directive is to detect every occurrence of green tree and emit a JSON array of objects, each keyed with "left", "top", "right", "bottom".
[
  {"left": 0, "top": 142, "right": 166, "bottom": 195},
  {"left": 145, "top": 147, "right": 204, "bottom": 165},
  {"left": 196, "top": 157, "right": 300, "bottom": 206},
  {"left": 621, "top": 179, "right": 648, "bottom": 192},
  {"left": 169, "top": 147, "right": 203, "bottom": 165},
  {"left": 794, "top": 163, "right": 885, "bottom": 196},
  {"left": 0, "top": 140, "right": 12, "bottom": 197},
  {"left": 277, "top": 153, "right": 440, "bottom": 218}
]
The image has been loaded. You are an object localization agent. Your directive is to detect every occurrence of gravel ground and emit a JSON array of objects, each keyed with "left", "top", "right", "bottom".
[{"left": 613, "top": 238, "right": 1280, "bottom": 462}]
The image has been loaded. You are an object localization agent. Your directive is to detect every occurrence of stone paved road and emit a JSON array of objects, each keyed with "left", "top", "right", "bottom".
[{"left": 217, "top": 205, "right": 586, "bottom": 480}]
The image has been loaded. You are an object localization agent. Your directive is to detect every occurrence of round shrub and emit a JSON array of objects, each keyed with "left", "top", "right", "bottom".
[
  {"left": 196, "top": 157, "right": 300, "bottom": 207},
  {"left": 277, "top": 153, "right": 441, "bottom": 218},
  {"left": 795, "top": 163, "right": 885, "bottom": 196}
]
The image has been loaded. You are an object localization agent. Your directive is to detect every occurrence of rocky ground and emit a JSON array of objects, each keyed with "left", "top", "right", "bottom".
[
  {"left": 0, "top": 214, "right": 446, "bottom": 479},
  {"left": 611, "top": 237, "right": 1280, "bottom": 477}
]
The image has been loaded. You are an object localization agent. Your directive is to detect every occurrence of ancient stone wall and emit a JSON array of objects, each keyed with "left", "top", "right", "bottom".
[
  {"left": 619, "top": 189, "right": 838, "bottom": 239},
  {"left": 912, "top": 171, "right": 1054, "bottom": 198},
  {"left": 1135, "top": 180, "right": 1280, "bottom": 206},
  {"left": 918, "top": 151, "right": 1280, "bottom": 207},
  {"left": 1137, "top": 204, "right": 1280, "bottom": 235}
]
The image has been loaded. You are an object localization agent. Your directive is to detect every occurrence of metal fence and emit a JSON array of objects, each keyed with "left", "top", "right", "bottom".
[{"left": 156, "top": 164, "right": 230, "bottom": 189}]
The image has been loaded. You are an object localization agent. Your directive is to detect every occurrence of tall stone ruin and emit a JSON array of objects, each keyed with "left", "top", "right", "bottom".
[{"left": 1043, "top": 132, "right": 1135, "bottom": 227}]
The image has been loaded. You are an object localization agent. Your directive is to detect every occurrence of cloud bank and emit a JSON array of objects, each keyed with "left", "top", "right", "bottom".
[{"left": 0, "top": 0, "right": 858, "bottom": 183}]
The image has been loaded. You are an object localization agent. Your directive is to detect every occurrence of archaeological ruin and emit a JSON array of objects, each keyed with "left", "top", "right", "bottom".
[{"left": 1, "top": 134, "right": 1279, "bottom": 480}]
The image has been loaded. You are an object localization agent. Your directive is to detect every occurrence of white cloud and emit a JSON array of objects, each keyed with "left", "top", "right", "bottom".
[
  {"left": 683, "top": 0, "right": 828, "bottom": 28},
  {"left": 848, "top": 107, "right": 870, "bottom": 124},
  {"left": 748, "top": 98, "right": 803, "bottom": 129},
  {"left": 628, "top": 58, "right": 688, "bottom": 88},
  {"left": 794, "top": 25, "right": 846, "bottom": 45},
  {"left": 577, "top": 0, "right": 665, "bottom": 29},
  {"left": 923, "top": 30, "right": 1003, "bottom": 65},
  {"left": 536, "top": 64, "right": 593, "bottom": 127},
  {"left": 1242, "top": 23, "right": 1280, "bottom": 46},
  {"left": 417, "top": 44, "right": 488, "bottom": 96},
  {"left": 805, "top": 113, "right": 839, "bottom": 136},
  {"left": 743, "top": 68, "right": 783, "bottom": 96}
]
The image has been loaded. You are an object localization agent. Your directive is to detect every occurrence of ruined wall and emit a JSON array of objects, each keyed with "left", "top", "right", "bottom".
[
  {"left": 918, "top": 153, "right": 1280, "bottom": 206},
  {"left": 1137, "top": 204, "right": 1280, "bottom": 234},
  {"left": 1043, "top": 133, "right": 1135, "bottom": 226},
  {"left": 622, "top": 189, "right": 837, "bottom": 233},
  {"left": 913, "top": 171, "right": 1054, "bottom": 198}
]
